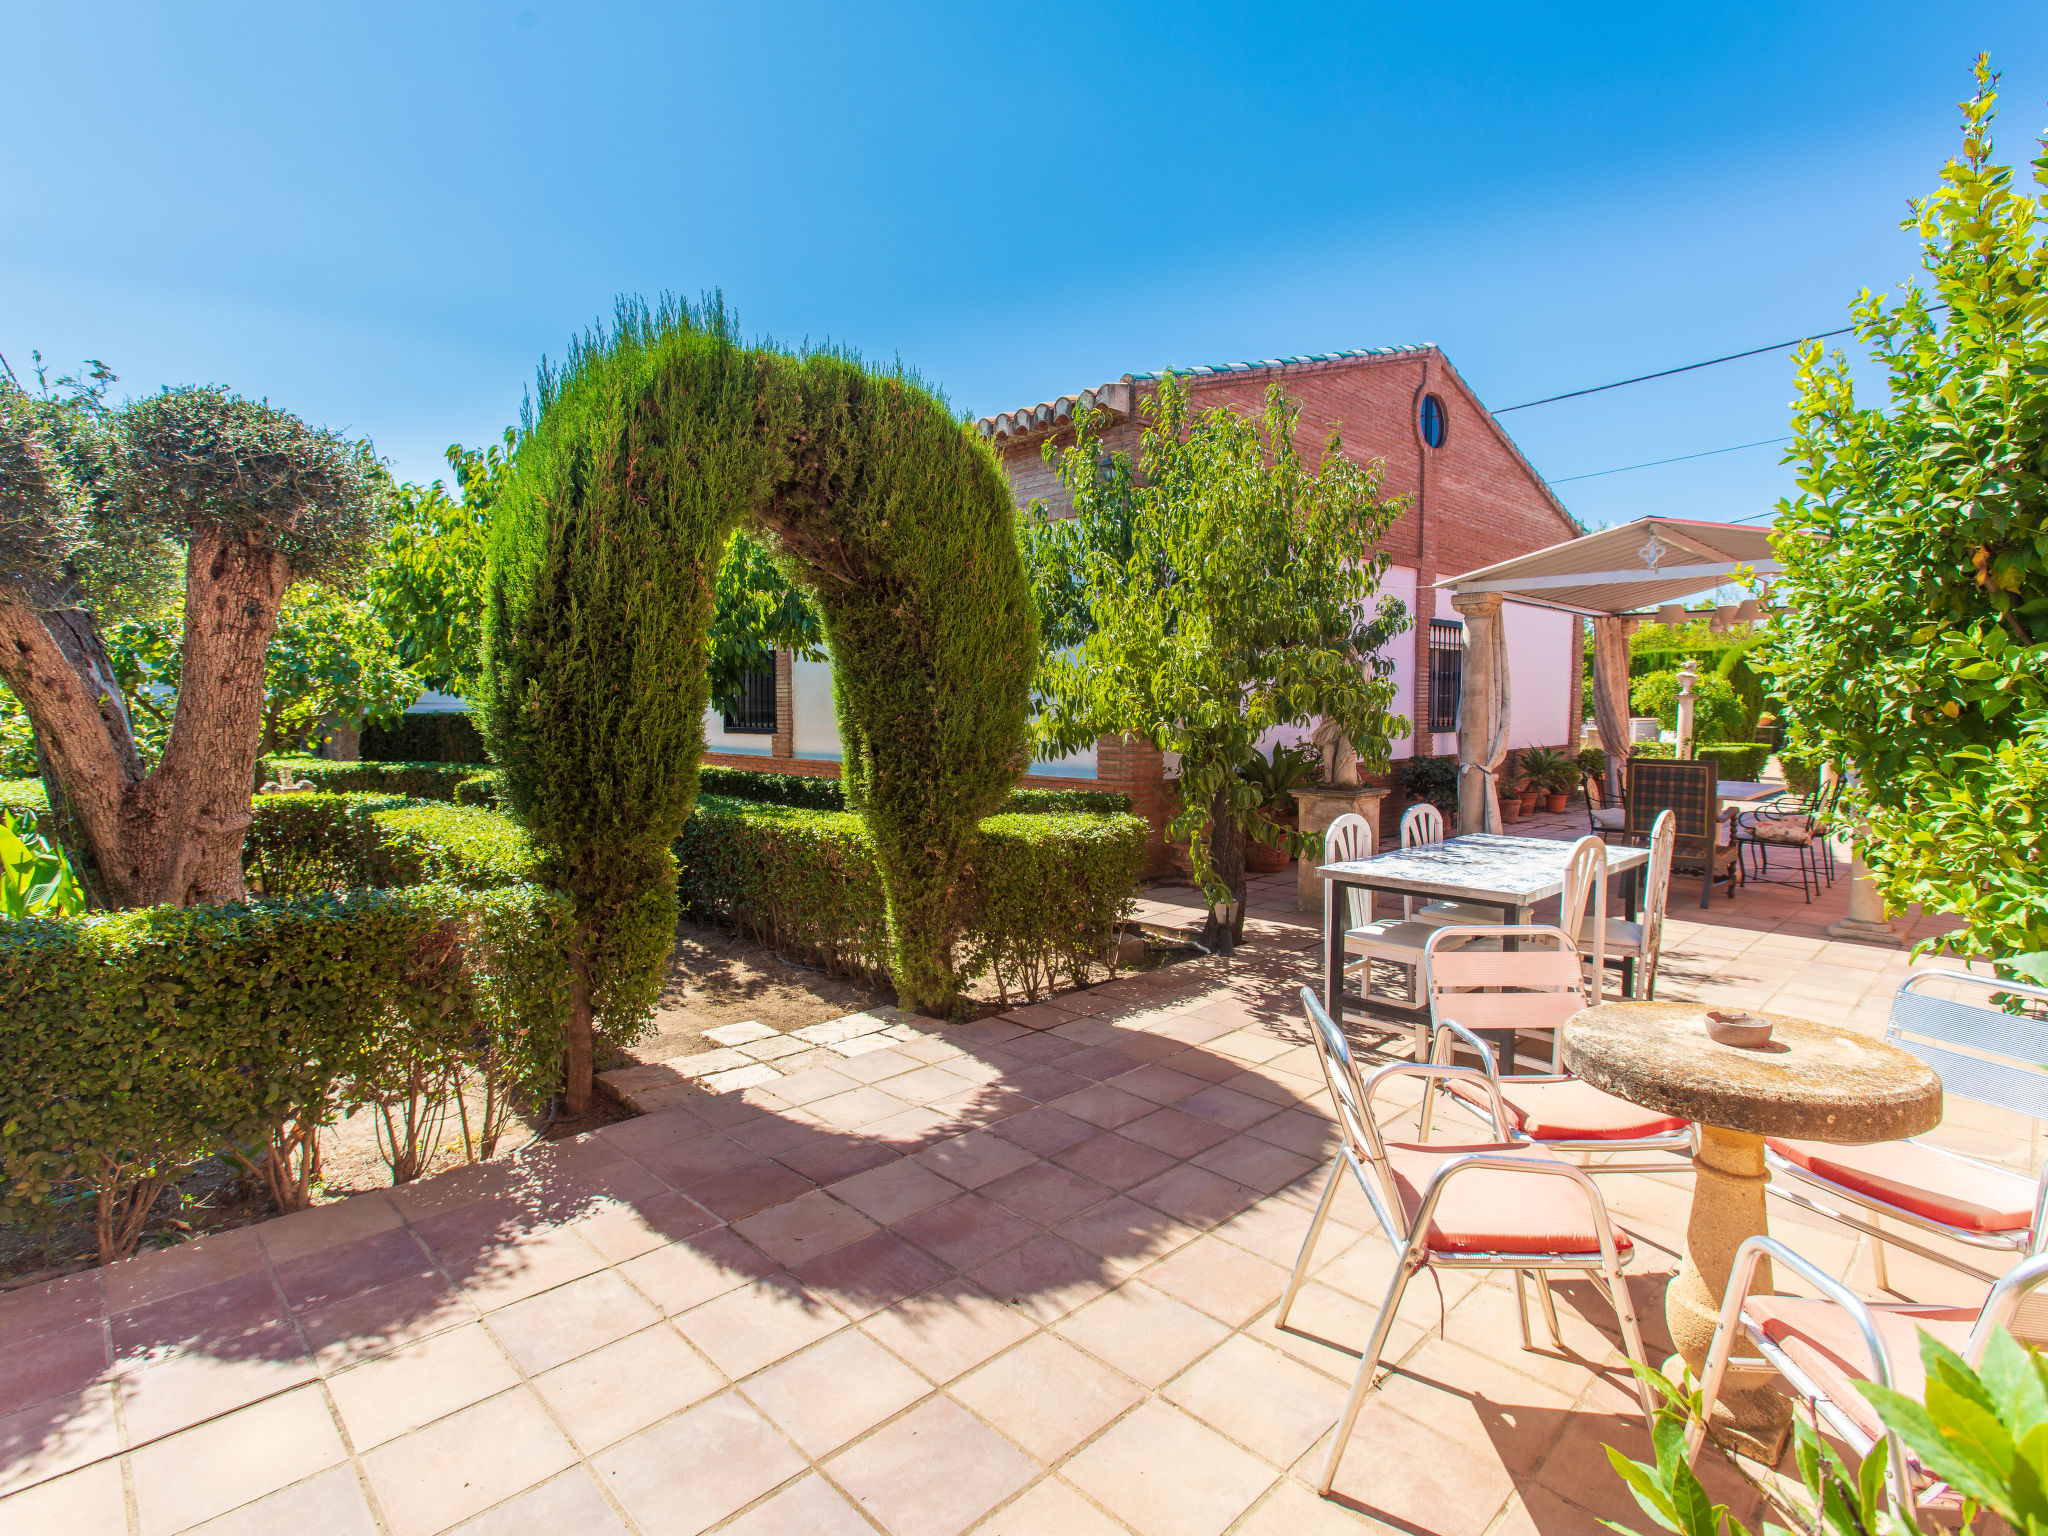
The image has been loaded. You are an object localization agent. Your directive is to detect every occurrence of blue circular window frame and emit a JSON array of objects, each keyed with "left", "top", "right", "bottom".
[{"left": 1419, "top": 393, "right": 1447, "bottom": 449}]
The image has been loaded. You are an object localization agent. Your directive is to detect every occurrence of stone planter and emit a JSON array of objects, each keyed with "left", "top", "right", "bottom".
[{"left": 1292, "top": 786, "right": 1388, "bottom": 912}]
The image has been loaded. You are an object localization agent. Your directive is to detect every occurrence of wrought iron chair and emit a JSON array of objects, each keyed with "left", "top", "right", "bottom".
[
  {"left": 1734, "top": 775, "right": 1841, "bottom": 901},
  {"left": 1280, "top": 986, "right": 1655, "bottom": 1496},
  {"left": 1626, "top": 758, "right": 1737, "bottom": 908},
  {"left": 1582, "top": 768, "right": 1626, "bottom": 843},
  {"left": 1766, "top": 969, "right": 2048, "bottom": 1289},
  {"left": 1692, "top": 1235, "right": 2048, "bottom": 1523}
]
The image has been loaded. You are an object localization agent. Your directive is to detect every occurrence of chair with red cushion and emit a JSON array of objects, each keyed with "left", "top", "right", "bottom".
[
  {"left": 1692, "top": 1235, "right": 2048, "bottom": 1521},
  {"left": 1278, "top": 986, "right": 1654, "bottom": 1498},
  {"left": 1764, "top": 969, "right": 2048, "bottom": 1289}
]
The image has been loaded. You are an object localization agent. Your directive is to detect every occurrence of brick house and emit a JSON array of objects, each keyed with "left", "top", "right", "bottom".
[{"left": 702, "top": 344, "right": 1585, "bottom": 873}]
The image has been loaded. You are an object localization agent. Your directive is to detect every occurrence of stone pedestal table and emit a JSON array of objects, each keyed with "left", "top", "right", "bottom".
[{"left": 1561, "top": 1000, "right": 1940, "bottom": 1460}]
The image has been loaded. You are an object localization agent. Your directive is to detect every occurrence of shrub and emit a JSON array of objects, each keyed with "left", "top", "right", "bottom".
[
  {"left": 1006, "top": 786, "right": 1134, "bottom": 816},
  {"left": 1630, "top": 669, "right": 1753, "bottom": 742},
  {"left": 361, "top": 710, "right": 487, "bottom": 763},
  {"left": 0, "top": 884, "right": 571, "bottom": 1261},
  {"left": 1692, "top": 742, "right": 1773, "bottom": 781},
  {"left": 1391, "top": 754, "right": 1459, "bottom": 813},
  {"left": 367, "top": 802, "right": 539, "bottom": 889},
  {"left": 454, "top": 772, "right": 501, "bottom": 807},
  {"left": 1574, "top": 746, "right": 1609, "bottom": 780},
  {"left": 694, "top": 766, "right": 1131, "bottom": 817},
  {"left": 675, "top": 796, "right": 1145, "bottom": 1004},
  {"left": 264, "top": 756, "right": 489, "bottom": 803},
  {"left": 0, "top": 777, "right": 50, "bottom": 816},
  {"left": 243, "top": 793, "right": 538, "bottom": 896}
]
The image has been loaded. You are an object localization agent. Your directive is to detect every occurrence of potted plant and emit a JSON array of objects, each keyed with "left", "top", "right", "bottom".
[
  {"left": 1238, "top": 743, "right": 1320, "bottom": 873},
  {"left": 1517, "top": 746, "right": 1577, "bottom": 813},
  {"left": 1498, "top": 787, "right": 1522, "bottom": 823}
]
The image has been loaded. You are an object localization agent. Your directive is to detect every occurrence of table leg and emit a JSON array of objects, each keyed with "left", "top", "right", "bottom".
[
  {"left": 1622, "top": 865, "right": 1640, "bottom": 998},
  {"left": 1323, "top": 880, "right": 1345, "bottom": 1030},
  {"left": 1667, "top": 1123, "right": 1791, "bottom": 1461},
  {"left": 1479, "top": 903, "right": 1528, "bottom": 1070}
]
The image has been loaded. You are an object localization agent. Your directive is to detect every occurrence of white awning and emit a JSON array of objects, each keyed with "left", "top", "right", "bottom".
[{"left": 1437, "top": 517, "right": 1778, "bottom": 615}]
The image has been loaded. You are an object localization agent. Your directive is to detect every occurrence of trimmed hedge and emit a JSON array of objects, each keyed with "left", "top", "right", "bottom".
[
  {"left": 265, "top": 757, "right": 491, "bottom": 803},
  {"left": 0, "top": 884, "right": 571, "bottom": 1256},
  {"left": 1, "top": 778, "right": 49, "bottom": 817},
  {"left": 244, "top": 794, "right": 538, "bottom": 896},
  {"left": 675, "top": 796, "right": 1145, "bottom": 1004},
  {"left": 1615, "top": 741, "right": 1775, "bottom": 781},
  {"left": 361, "top": 711, "right": 487, "bottom": 764},
  {"left": 459, "top": 763, "right": 1131, "bottom": 819}
]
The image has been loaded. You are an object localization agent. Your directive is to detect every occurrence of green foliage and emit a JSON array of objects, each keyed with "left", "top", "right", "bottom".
[
  {"left": 482, "top": 294, "right": 1035, "bottom": 1020},
  {"left": 706, "top": 530, "right": 825, "bottom": 715},
  {"left": 454, "top": 772, "right": 500, "bottom": 807},
  {"left": 1759, "top": 64, "right": 2048, "bottom": 969},
  {"left": 0, "top": 885, "right": 570, "bottom": 1258},
  {"left": 685, "top": 765, "right": 1132, "bottom": 816},
  {"left": 1392, "top": 754, "right": 1460, "bottom": 813},
  {"left": 257, "top": 585, "right": 420, "bottom": 755},
  {"left": 242, "top": 793, "right": 538, "bottom": 897},
  {"left": 1006, "top": 786, "right": 1136, "bottom": 815},
  {"left": 1238, "top": 743, "right": 1321, "bottom": 818},
  {"left": 1692, "top": 743, "right": 1774, "bottom": 781},
  {"left": 0, "top": 808, "right": 84, "bottom": 917},
  {"left": 361, "top": 711, "right": 487, "bottom": 764},
  {"left": 1632, "top": 670, "right": 1754, "bottom": 743},
  {"left": 1576, "top": 746, "right": 1611, "bottom": 780},
  {"left": 675, "top": 795, "right": 1144, "bottom": 1005},
  {"left": 0, "top": 690, "right": 40, "bottom": 776},
  {"left": 0, "top": 778, "right": 50, "bottom": 816},
  {"left": 1023, "top": 373, "right": 1408, "bottom": 911},
  {"left": 263, "top": 756, "right": 488, "bottom": 802},
  {"left": 368, "top": 435, "right": 508, "bottom": 694},
  {"left": 1515, "top": 746, "right": 1578, "bottom": 795}
]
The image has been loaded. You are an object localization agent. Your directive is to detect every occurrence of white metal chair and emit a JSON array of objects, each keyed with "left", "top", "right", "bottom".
[
  {"left": 1403, "top": 802, "right": 1504, "bottom": 930},
  {"left": 1765, "top": 969, "right": 2048, "bottom": 1289},
  {"left": 1575, "top": 810, "right": 1675, "bottom": 1001},
  {"left": 1280, "top": 986, "right": 1655, "bottom": 1496},
  {"left": 1327, "top": 812, "right": 1465, "bottom": 1052},
  {"left": 1692, "top": 1236, "right": 2048, "bottom": 1522}
]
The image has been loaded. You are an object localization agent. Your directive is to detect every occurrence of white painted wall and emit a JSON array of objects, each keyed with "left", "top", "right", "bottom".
[
  {"left": 1380, "top": 565, "right": 1420, "bottom": 760},
  {"left": 792, "top": 658, "right": 840, "bottom": 760},
  {"left": 702, "top": 705, "right": 772, "bottom": 756},
  {"left": 1504, "top": 600, "right": 1572, "bottom": 750}
]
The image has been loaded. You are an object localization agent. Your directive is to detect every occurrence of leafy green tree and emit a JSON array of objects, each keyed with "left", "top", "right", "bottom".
[
  {"left": 1024, "top": 373, "right": 1410, "bottom": 947},
  {"left": 0, "top": 366, "right": 388, "bottom": 907},
  {"left": 1631, "top": 669, "right": 1753, "bottom": 743},
  {"left": 1759, "top": 61, "right": 2048, "bottom": 971},
  {"left": 368, "top": 434, "right": 511, "bottom": 695},
  {"left": 706, "top": 529, "right": 825, "bottom": 713}
]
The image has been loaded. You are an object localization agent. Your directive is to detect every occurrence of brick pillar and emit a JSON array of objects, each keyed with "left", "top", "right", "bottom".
[
  {"left": 1096, "top": 733, "right": 1175, "bottom": 877},
  {"left": 772, "top": 650, "right": 794, "bottom": 760},
  {"left": 1567, "top": 616, "right": 1585, "bottom": 752},
  {"left": 1411, "top": 567, "right": 1436, "bottom": 755}
]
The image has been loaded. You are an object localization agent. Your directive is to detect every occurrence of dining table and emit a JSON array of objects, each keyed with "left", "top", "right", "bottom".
[
  {"left": 1563, "top": 999, "right": 1942, "bottom": 1459},
  {"left": 1317, "top": 833, "right": 1651, "bottom": 1054}
]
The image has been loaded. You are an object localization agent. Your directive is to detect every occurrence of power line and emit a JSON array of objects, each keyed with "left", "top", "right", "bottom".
[
  {"left": 1495, "top": 326, "right": 1857, "bottom": 412},
  {"left": 1549, "top": 435, "right": 1791, "bottom": 485}
]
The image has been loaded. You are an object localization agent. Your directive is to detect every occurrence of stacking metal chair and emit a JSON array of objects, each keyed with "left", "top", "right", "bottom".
[
  {"left": 1280, "top": 986, "right": 1655, "bottom": 1496},
  {"left": 1693, "top": 1235, "right": 2048, "bottom": 1522},
  {"left": 1403, "top": 801, "right": 1502, "bottom": 930},
  {"left": 1574, "top": 810, "right": 1676, "bottom": 1001},
  {"left": 1766, "top": 969, "right": 2048, "bottom": 1288},
  {"left": 1327, "top": 812, "right": 1465, "bottom": 1051}
]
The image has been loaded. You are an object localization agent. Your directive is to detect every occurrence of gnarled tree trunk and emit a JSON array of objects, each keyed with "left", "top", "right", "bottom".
[
  {"left": 0, "top": 530, "right": 290, "bottom": 908},
  {"left": 1198, "top": 784, "right": 1249, "bottom": 954}
]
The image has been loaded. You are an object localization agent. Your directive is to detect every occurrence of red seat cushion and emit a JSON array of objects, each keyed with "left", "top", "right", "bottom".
[
  {"left": 1384, "top": 1140, "right": 1633, "bottom": 1257},
  {"left": 1447, "top": 1077, "right": 1688, "bottom": 1143},
  {"left": 1769, "top": 1137, "right": 2037, "bottom": 1234},
  {"left": 1742, "top": 1295, "right": 1974, "bottom": 1445}
]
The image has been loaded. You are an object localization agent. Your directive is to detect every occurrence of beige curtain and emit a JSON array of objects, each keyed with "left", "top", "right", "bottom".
[
  {"left": 1592, "top": 615, "right": 1635, "bottom": 802},
  {"left": 1453, "top": 594, "right": 1512, "bottom": 835}
]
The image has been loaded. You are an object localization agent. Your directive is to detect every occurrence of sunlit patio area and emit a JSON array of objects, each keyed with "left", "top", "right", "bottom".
[{"left": 0, "top": 811, "right": 2010, "bottom": 1536}]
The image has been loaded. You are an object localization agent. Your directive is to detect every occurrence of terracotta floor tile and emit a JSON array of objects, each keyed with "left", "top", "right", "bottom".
[
  {"left": 793, "top": 1230, "right": 951, "bottom": 1320},
  {"left": 534, "top": 1323, "right": 724, "bottom": 1453},
  {"left": 1163, "top": 1332, "right": 1344, "bottom": 1467},
  {"left": 445, "top": 1467, "right": 630, "bottom": 1536},
  {"left": 978, "top": 1162, "right": 1110, "bottom": 1226},
  {"left": 1323, "top": 1397, "right": 1516, "bottom": 1535},
  {"left": 437, "top": 1223, "right": 609, "bottom": 1313},
  {"left": 1176, "top": 1084, "right": 1280, "bottom": 1131},
  {"left": 1, "top": 1322, "right": 108, "bottom": 1419},
  {"left": 827, "top": 1395, "right": 1037, "bottom": 1536},
  {"left": 732, "top": 1190, "right": 879, "bottom": 1267},
  {"left": 1053, "top": 1195, "right": 1197, "bottom": 1274},
  {"left": 254, "top": 1191, "right": 405, "bottom": 1267},
  {"left": 1103, "top": 1065, "right": 1210, "bottom": 1109},
  {"left": 1051, "top": 1046, "right": 1148, "bottom": 1084},
  {"left": 776, "top": 1133, "right": 900, "bottom": 1185},
  {"left": 299, "top": 1269, "right": 476, "bottom": 1370},
  {"left": 596, "top": 1391, "right": 806, "bottom": 1536},
  {"left": 617, "top": 1228, "right": 777, "bottom": 1315},
  {"left": 111, "top": 1269, "right": 287, "bottom": 1370},
  {"left": 0, "top": 1379, "right": 118, "bottom": 1499},
  {"left": 969, "top": 1235, "right": 1113, "bottom": 1324},
  {"left": 675, "top": 1272, "right": 847, "bottom": 1379},
  {"left": 1049, "top": 1133, "right": 1177, "bottom": 1191},
  {"left": 119, "top": 1327, "right": 315, "bottom": 1444},
  {"left": 860, "top": 1279, "right": 1037, "bottom": 1383},
  {"left": 1229, "top": 1476, "right": 1403, "bottom": 1536},
  {"left": 1047, "top": 1085, "right": 1155, "bottom": 1131},
  {"left": 864, "top": 1105, "right": 973, "bottom": 1150},
  {"left": 593, "top": 1106, "right": 714, "bottom": 1157},
  {"left": 274, "top": 1227, "right": 435, "bottom": 1313},
  {"left": 1062, "top": 1400, "right": 1275, "bottom": 1536},
  {"left": 1260, "top": 1283, "right": 1428, "bottom": 1383},
  {"left": 1192, "top": 1135, "right": 1319, "bottom": 1194},
  {"left": 952, "top": 1331, "right": 1143, "bottom": 1462},
  {"left": 772, "top": 1064, "right": 865, "bottom": 1106},
  {"left": 630, "top": 1128, "right": 758, "bottom": 1187},
  {"left": 684, "top": 1158, "right": 817, "bottom": 1221},
  {"left": 743, "top": 1328, "right": 931, "bottom": 1456},
  {"left": 886, "top": 1064, "right": 983, "bottom": 1106},
  {"left": 714, "top": 1473, "right": 874, "bottom": 1536},
  {"left": 102, "top": 1227, "right": 267, "bottom": 1316},
  {"left": 567, "top": 1189, "right": 719, "bottom": 1264},
  {"left": 130, "top": 1384, "right": 347, "bottom": 1536},
  {"left": 0, "top": 1460, "right": 127, "bottom": 1536},
  {"left": 1003, "top": 1065, "right": 1095, "bottom": 1103},
  {"left": 361, "top": 1386, "right": 576, "bottom": 1536},
  {"left": 988, "top": 1106, "right": 1099, "bottom": 1156},
  {"left": 916, "top": 1130, "right": 1039, "bottom": 1190},
  {"left": 1129, "top": 1165, "right": 1263, "bottom": 1230},
  {"left": 1244, "top": 1109, "right": 1337, "bottom": 1160},
  {"left": 327, "top": 1320, "right": 520, "bottom": 1449},
  {"left": 181, "top": 1464, "right": 378, "bottom": 1536},
  {"left": 829, "top": 1159, "right": 961, "bottom": 1225},
  {"left": 486, "top": 1269, "right": 661, "bottom": 1375},
  {"left": 1119, "top": 1107, "right": 1236, "bottom": 1158},
  {"left": 1054, "top": 1280, "right": 1230, "bottom": 1389},
  {"left": 1141, "top": 1235, "right": 1290, "bottom": 1326},
  {"left": 969, "top": 1477, "right": 1129, "bottom": 1536},
  {"left": 1210, "top": 1196, "right": 1359, "bottom": 1270},
  {"left": 812, "top": 1086, "right": 918, "bottom": 1130},
  {"left": 896, "top": 1195, "right": 1038, "bottom": 1270}
]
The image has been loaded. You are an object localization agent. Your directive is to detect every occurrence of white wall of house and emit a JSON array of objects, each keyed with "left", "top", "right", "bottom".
[
  {"left": 702, "top": 707, "right": 772, "bottom": 755},
  {"left": 1381, "top": 564, "right": 1420, "bottom": 760},
  {"left": 1504, "top": 600, "right": 1572, "bottom": 750},
  {"left": 793, "top": 658, "right": 840, "bottom": 760}
]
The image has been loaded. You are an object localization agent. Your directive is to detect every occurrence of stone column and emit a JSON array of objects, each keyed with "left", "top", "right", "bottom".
[
  {"left": 1591, "top": 615, "right": 1636, "bottom": 801},
  {"left": 1674, "top": 658, "right": 1699, "bottom": 761},
  {"left": 1450, "top": 592, "right": 1508, "bottom": 836},
  {"left": 1828, "top": 841, "right": 1902, "bottom": 946},
  {"left": 1294, "top": 786, "right": 1388, "bottom": 913}
]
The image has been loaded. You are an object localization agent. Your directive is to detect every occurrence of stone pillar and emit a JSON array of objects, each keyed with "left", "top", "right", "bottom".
[
  {"left": 1828, "top": 842, "right": 1903, "bottom": 946},
  {"left": 1450, "top": 592, "right": 1508, "bottom": 836},
  {"left": 771, "top": 650, "right": 794, "bottom": 760},
  {"left": 321, "top": 721, "right": 362, "bottom": 761},
  {"left": 1674, "top": 658, "right": 1699, "bottom": 761},
  {"left": 1294, "top": 786, "right": 1388, "bottom": 912},
  {"left": 1591, "top": 615, "right": 1637, "bottom": 801}
]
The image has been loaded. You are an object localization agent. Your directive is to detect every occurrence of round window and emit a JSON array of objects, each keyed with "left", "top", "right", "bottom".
[{"left": 1419, "top": 393, "right": 1447, "bottom": 449}]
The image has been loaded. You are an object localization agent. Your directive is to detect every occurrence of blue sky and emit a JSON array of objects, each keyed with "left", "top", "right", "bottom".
[{"left": 5, "top": 2, "right": 2045, "bottom": 533}]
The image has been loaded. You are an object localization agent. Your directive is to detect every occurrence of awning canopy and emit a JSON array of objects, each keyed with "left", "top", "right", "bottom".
[{"left": 1437, "top": 516, "right": 1779, "bottom": 616}]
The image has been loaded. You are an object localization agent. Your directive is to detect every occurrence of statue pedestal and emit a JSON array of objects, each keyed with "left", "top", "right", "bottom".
[{"left": 1294, "top": 787, "right": 1388, "bottom": 913}]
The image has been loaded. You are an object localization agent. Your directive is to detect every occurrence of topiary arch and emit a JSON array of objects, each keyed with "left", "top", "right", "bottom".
[{"left": 480, "top": 298, "right": 1037, "bottom": 1107}]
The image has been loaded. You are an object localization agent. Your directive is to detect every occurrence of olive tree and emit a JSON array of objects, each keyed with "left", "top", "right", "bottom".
[{"left": 0, "top": 374, "right": 388, "bottom": 906}]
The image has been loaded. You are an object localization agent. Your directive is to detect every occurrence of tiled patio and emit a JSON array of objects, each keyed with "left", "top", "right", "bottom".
[{"left": 0, "top": 823, "right": 2012, "bottom": 1536}]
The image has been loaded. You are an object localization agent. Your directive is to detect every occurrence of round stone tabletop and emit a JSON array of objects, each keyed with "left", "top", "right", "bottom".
[{"left": 1561, "top": 1000, "right": 1942, "bottom": 1142}]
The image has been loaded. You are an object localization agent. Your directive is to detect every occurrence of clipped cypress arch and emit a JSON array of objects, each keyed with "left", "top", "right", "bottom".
[{"left": 480, "top": 298, "right": 1036, "bottom": 1106}]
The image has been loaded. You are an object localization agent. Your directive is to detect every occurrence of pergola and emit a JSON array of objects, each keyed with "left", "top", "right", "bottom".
[{"left": 1436, "top": 516, "right": 1780, "bottom": 835}]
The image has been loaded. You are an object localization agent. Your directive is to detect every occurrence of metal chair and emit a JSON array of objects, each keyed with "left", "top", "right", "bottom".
[
  {"left": 1582, "top": 768, "right": 1626, "bottom": 843},
  {"left": 1692, "top": 1236, "right": 2048, "bottom": 1522},
  {"left": 1575, "top": 810, "right": 1676, "bottom": 1000},
  {"left": 1279, "top": 986, "right": 1655, "bottom": 1497},
  {"left": 1766, "top": 969, "right": 2048, "bottom": 1288},
  {"left": 1328, "top": 812, "right": 1464, "bottom": 1050},
  {"left": 1626, "top": 758, "right": 1737, "bottom": 908},
  {"left": 1734, "top": 776, "right": 1840, "bottom": 902}
]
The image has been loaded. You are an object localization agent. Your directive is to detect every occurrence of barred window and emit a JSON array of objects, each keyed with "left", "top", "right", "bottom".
[
  {"left": 1428, "top": 621, "right": 1464, "bottom": 733},
  {"left": 721, "top": 667, "right": 777, "bottom": 734}
]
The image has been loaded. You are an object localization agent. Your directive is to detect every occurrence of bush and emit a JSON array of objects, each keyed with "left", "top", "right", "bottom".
[
  {"left": 0, "top": 884, "right": 571, "bottom": 1260},
  {"left": 454, "top": 772, "right": 501, "bottom": 807},
  {"left": 1391, "top": 754, "right": 1459, "bottom": 813},
  {"left": 1006, "top": 786, "right": 1134, "bottom": 816},
  {"left": 361, "top": 710, "right": 486, "bottom": 763},
  {"left": 1692, "top": 742, "right": 1773, "bottom": 781},
  {"left": 692, "top": 765, "right": 1131, "bottom": 817},
  {"left": 0, "top": 778, "right": 50, "bottom": 817},
  {"left": 675, "top": 796, "right": 1145, "bottom": 1004},
  {"left": 265, "top": 756, "right": 490, "bottom": 803},
  {"left": 1574, "top": 746, "right": 1608, "bottom": 780},
  {"left": 1630, "top": 669, "right": 1753, "bottom": 742},
  {"left": 243, "top": 793, "right": 538, "bottom": 896}
]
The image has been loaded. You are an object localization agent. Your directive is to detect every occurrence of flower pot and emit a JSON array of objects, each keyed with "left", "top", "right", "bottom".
[
  {"left": 1244, "top": 838, "right": 1290, "bottom": 873},
  {"left": 1498, "top": 797, "right": 1522, "bottom": 824},
  {"left": 1545, "top": 793, "right": 1569, "bottom": 813},
  {"left": 1519, "top": 789, "right": 1541, "bottom": 813}
]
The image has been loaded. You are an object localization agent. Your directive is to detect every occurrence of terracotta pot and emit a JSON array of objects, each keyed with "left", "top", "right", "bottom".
[
  {"left": 1498, "top": 797, "right": 1522, "bottom": 824},
  {"left": 1545, "top": 793, "right": 1570, "bottom": 813},
  {"left": 1243, "top": 814, "right": 1293, "bottom": 873},
  {"left": 1519, "top": 788, "right": 1541, "bottom": 813}
]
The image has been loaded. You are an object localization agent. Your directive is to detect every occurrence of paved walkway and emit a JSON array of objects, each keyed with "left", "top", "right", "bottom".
[{"left": 0, "top": 829, "right": 2014, "bottom": 1536}]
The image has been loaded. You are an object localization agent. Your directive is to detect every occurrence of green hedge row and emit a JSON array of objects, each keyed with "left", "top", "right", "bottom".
[
  {"left": 243, "top": 794, "right": 538, "bottom": 896},
  {"left": 437, "top": 763, "right": 1132, "bottom": 818},
  {"left": 674, "top": 795, "right": 1146, "bottom": 1004},
  {"left": 1583, "top": 742, "right": 1777, "bottom": 782},
  {"left": 0, "top": 884, "right": 571, "bottom": 1256},
  {"left": 265, "top": 757, "right": 492, "bottom": 803}
]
